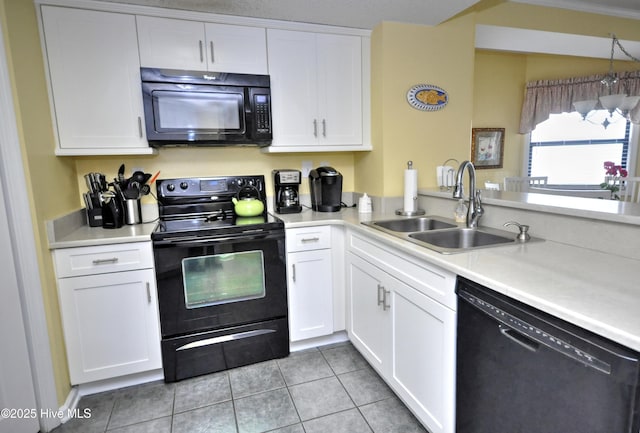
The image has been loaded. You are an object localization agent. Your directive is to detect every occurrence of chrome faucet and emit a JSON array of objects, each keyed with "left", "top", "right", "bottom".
[{"left": 453, "top": 160, "right": 484, "bottom": 228}]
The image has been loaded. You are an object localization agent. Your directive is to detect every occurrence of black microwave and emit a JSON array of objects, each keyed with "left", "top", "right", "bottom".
[{"left": 140, "top": 68, "right": 272, "bottom": 147}]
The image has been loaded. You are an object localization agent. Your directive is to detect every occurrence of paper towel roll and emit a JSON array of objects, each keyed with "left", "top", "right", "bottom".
[{"left": 404, "top": 168, "right": 418, "bottom": 212}]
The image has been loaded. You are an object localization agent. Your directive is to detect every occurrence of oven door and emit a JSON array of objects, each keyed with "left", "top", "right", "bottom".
[{"left": 152, "top": 228, "right": 287, "bottom": 338}]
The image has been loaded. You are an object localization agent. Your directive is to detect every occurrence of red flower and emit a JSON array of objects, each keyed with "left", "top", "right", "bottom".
[{"left": 603, "top": 161, "right": 626, "bottom": 177}]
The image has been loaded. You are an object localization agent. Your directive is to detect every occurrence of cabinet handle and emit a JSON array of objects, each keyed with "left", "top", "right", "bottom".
[
  {"left": 92, "top": 257, "right": 118, "bottom": 265},
  {"left": 210, "top": 41, "right": 215, "bottom": 63},
  {"left": 322, "top": 119, "right": 327, "bottom": 138},
  {"left": 292, "top": 264, "right": 296, "bottom": 282},
  {"left": 146, "top": 282, "right": 151, "bottom": 304},
  {"left": 382, "top": 288, "right": 390, "bottom": 311},
  {"left": 313, "top": 119, "right": 318, "bottom": 137},
  {"left": 137, "top": 116, "right": 143, "bottom": 138},
  {"left": 377, "top": 284, "right": 384, "bottom": 306},
  {"left": 199, "top": 40, "right": 204, "bottom": 62},
  {"left": 301, "top": 237, "right": 320, "bottom": 243}
]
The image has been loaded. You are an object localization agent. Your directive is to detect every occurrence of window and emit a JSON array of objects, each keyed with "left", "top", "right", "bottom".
[{"left": 528, "top": 110, "right": 631, "bottom": 186}]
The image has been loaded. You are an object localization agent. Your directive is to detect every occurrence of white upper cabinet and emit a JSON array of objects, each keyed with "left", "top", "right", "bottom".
[
  {"left": 136, "top": 16, "right": 268, "bottom": 74},
  {"left": 265, "top": 28, "right": 370, "bottom": 152},
  {"left": 37, "top": 1, "right": 369, "bottom": 155},
  {"left": 40, "top": 6, "right": 152, "bottom": 155}
]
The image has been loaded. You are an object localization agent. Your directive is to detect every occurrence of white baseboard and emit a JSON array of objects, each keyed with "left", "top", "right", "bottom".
[
  {"left": 58, "top": 386, "right": 81, "bottom": 424},
  {"left": 289, "top": 331, "right": 349, "bottom": 352},
  {"left": 77, "top": 369, "right": 164, "bottom": 397}
]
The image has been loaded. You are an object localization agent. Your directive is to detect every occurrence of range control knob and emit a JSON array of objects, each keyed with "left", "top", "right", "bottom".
[
  {"left": 180, "top": 181, "right": 189, "bottom": 190},
  {"left": 235, "top": 178, "right": 245, "bottom": 187},
  {"left": 166, "top": 184, "right": 175, "bottom": 192}
]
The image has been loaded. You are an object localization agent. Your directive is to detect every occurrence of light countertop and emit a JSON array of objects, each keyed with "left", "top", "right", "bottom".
[
  {"left": 48, "top": 206, "right": 640, "bottom": 352},
  {"left": 279, "top": 206, "right": 640, "bottom": 353},
  {"left": 420, "top": 188, "right": 640, "bottom": 226}
]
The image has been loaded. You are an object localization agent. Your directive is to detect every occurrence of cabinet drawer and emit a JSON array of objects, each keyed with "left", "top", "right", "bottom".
[
  {"left": 348, "top": 231, "right": 456, "bottom": 311},
  {"left": 286, "top": 226, "right": 331, "bottom": 252},
  {"left": 53, "top": 242, "right": 154, "bottom": 278}
]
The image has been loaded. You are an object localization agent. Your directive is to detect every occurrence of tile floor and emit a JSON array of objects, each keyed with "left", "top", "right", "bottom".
[{"left": 51, "top": 342, "right": 427, "bottom": 433}]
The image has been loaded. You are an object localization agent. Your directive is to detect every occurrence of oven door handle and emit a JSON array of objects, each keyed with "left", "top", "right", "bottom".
[
  {"left": 176, "top": 328, "right": 277, "bottom": 351},
  {"left": 153, "top": 231, "right": 283, "bottom": 246}
]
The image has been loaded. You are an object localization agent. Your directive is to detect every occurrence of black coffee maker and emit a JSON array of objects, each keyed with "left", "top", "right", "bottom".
[
  {"left": 273, "top": 169, "right": 302, "bottom": 214},
  {"left": 309, "top": 166, "right": 343, "bottom": 212}
]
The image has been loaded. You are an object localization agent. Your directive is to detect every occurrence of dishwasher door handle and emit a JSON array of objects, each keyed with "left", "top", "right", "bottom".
[{"left": 499, "top": 325, "right": 539, "bottom": 352}]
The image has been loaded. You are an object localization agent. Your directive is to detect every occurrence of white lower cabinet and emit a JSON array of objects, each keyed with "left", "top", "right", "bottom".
[
  {"left": 346, "top": 230, "right": 456, "bottom": 433},
  {"left": 390, "top": 276, "right": 456, "bottom": 433},
  {"left": 286, "top": 226, "right": 333, "bottom": 342},
  {"left": 287, "top": 249, "right": 333, "bottom": 341},
  {"left": 347, "top": 253, "right": 392, "bottom": 373},
  {"left": 53, "top": 242, "right": 161, "bottom": 384}
]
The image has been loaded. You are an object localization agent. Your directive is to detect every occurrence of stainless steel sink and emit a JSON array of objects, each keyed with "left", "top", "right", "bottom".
[
  {"left": 362, "top": 216, "right": 540, "bottom": 254},
  {"left": 368, "top": 216, "right": 457, "bottom": 233},
  {"left": 408, "top": 228, "right": 516, "bottom": 253}
]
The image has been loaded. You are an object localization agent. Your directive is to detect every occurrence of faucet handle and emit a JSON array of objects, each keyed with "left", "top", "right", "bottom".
[
  {"left": 475, "top": 189, "right": 484, "bottom": 214},
  {"left": 503, "top": 221, "right": 530, "bottom": 242}
]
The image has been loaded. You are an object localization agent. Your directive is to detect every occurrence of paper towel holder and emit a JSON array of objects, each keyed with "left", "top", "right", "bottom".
[{"left": 396, "top": 161, "right": 426, "bottom": 216}]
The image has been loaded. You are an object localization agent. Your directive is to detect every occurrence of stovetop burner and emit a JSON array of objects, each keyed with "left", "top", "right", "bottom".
[{"left": 152, "top": 175, "right": 283, "bottom": 241}]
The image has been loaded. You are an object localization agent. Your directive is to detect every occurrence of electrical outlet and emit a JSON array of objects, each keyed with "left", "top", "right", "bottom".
[{"left": 301, "top": 161, "right": 313, "bottom": 177}]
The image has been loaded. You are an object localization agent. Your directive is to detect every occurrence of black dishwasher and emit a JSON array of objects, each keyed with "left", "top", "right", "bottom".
[{"left": 456, "top": 277, "right": 640, "bottom": 433}]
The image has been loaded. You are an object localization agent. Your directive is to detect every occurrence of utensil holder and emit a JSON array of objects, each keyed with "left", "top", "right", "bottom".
[{"left": 124, "top": 199, "right": 142, "bottom": 225}]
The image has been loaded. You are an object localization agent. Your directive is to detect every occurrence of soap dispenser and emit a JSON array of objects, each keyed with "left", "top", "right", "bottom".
[
  {"left": 454, "top": 199, "right": 467, "bottom": 223},
  {"left": 359, "top": 193, "right": 372, "bottom": 213}
]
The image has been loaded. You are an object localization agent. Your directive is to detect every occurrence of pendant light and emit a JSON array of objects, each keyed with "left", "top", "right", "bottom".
[{"left": 573, "top": 34, "right": 640, "bottom": 126}]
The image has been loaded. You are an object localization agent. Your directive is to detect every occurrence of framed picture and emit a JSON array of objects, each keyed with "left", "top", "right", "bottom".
[{"left": 471, "top": 128, "right": 504, "bottom": 169}]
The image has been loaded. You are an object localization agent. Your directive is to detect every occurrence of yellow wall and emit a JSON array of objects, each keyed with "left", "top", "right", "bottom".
[
  {"left": 472, "top": 50, "right": 526, "bottom": 186},
  {"left": 471, "top": 50, "right": 639, "bottom": 185},
  {"left": 3, "top": 0, "right": 640, "bottom": 405},
  {"left": 475, "top": 2, "right": 640, "bottom": 40},
  {"left": 74, "top": 151, "right": 355, "bottom": 207},
  {"left": 357, "top": 16, "right": 476, "bottom": 196}
]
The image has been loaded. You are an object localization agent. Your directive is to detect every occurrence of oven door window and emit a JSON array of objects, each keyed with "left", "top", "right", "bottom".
[
  {"left": 153, "top": 90, "right": 244, "bottom": 132},
  {"left": 182, "top": 250, "right": 265, "bottom": 308}
]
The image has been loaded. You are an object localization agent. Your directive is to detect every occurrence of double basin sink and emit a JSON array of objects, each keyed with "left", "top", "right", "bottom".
[{"left": 363, "top": 216, "right": 533, "bottom": 254}]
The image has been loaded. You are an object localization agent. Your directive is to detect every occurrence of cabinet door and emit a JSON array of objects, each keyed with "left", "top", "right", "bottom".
[
  {"left": 137, "top": 16, "right": 206, "bottom": 70},
  {"left": 287, "top": 249, "right": 333, "bottom": 341},
  {"left": 346, "top": 253, "right": 391, "bottom": 375},
  {"left": 391, "top": 279, "right": 456, "bottom": 433},
  {"left": 41, "top": 6, "right": 148, "bottom": 154},
  {"left": 267, "top": 29, "right": 319, "bottom": 146},
  {"left": 205, "top": 23, "right": 267, "bottom": 74},
  {"left": 57, "top": 269, "right": 162, "bottom": 384},
  {"left": 317, "top": 34, "right": 362, "bottom": 145}
]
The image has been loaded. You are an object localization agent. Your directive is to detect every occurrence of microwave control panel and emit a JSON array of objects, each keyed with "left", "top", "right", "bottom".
[{"left": 254, "top": 94, "right": 271, "bottom": 134}]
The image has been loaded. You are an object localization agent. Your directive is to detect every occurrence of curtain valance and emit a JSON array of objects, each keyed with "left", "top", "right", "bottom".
[{"left": 519, "top": 70, "right": 640, "bottom": 134}]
